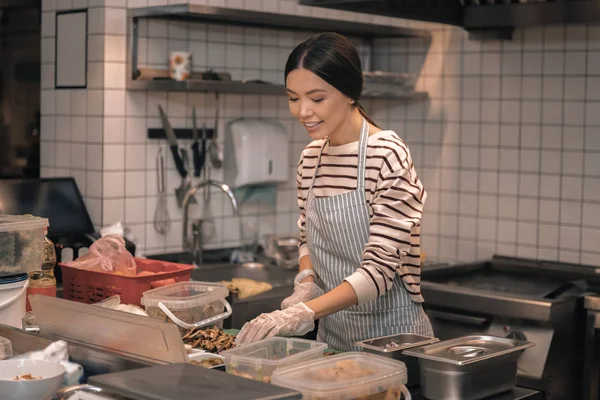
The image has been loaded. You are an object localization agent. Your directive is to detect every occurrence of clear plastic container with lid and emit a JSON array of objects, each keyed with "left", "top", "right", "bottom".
[
  {"left": 271, "top": 352, "right": 411, "bottom": 400},
  {"left": 0, "top": 214, "right": 49, "bottom": 277},
  {"left": 141, "top": 281, "right": 231, "bottom": 334},
  {"left": 221, "top": 337, "right": 327, "bottom": 384}
]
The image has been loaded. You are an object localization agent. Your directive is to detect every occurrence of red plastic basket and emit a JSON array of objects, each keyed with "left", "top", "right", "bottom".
[{"left": 59, "top": 257, "right": 194, "bottom": 306}]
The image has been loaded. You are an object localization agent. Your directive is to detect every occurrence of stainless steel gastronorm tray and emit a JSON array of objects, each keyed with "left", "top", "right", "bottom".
[{"left": 402, "top": 334, "right": 534, "bottom": 365}]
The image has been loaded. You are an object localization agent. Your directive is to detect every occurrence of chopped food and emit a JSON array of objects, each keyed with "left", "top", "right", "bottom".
[
  {"left": 12, "top": 374, "right": 41, "bottom": 381},
  {"left": 229, "top": 369, "right": 271, "bottom": 383},
  {"left": 146, "top": 300, "right": 222, "bottom": 335},
  {"left": 382, "top": 341, "right": 402, "bottom": 349},
  {"left": 190, "top": 357, "right": 225, "bottom": 368},
  {"left": 304, "top": 360, "right": 402, "bottom": 400},
  {"left": 182, "top": 326, "right": 236, "bottom": 353}
]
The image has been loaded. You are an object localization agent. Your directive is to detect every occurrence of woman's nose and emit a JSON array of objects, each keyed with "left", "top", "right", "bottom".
[{"left": 299, "top": 102, "right": 313, "bottom": 118}]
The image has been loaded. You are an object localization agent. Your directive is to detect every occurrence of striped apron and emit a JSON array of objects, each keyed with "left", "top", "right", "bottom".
[{"left": 305, "top": 117, "right": 433, "bottom": 352}]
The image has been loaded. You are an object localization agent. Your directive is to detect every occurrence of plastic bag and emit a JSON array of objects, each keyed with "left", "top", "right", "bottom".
[
  {"left": 93, "top": 295, "right": 148, "bottom": 317},
  {"left": 67, "top": 234, "right": 137, "bottom": 276}
]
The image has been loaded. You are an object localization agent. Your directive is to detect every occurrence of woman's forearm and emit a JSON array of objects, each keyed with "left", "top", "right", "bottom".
[
  {"left": 305, "top": 282, "right": 358, "bottom": 320},
  {"left": 298, "top": 255, "right": 315, "bottom": 283}
]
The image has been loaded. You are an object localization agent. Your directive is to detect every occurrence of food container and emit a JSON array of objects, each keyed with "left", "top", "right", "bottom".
[
  {"left": 271, "top": 352, "right": 411, "bottom": 400},
  {"left": 141, "top": 281, "right": 232, "bottom": 334},
  {"left": 0, "top": 215, "right": 48, "bottom": 277},
  {"left": 221, "top": 337, "right": 327, "bottom": 383},
  {"left": 355, "top": 333, "right": 439, "bottom": 386},
  {"left": 402, "top": 334, "right": 535, "bottom": 400}
]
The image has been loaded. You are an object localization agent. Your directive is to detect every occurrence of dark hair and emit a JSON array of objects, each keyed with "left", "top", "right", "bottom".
[{"left": 284, "top": 32, "right": 379, "bottom": 128}]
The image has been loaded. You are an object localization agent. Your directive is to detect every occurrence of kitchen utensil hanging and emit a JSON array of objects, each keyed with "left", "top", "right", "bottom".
[
  {"left": 208, "top": 92, "right": 224, "bottom": 169},
  {"left": 157, "top": 104, "right": 196, "bottom": 207},
  {"left": 201, "top": 121, "right": 217, "bottom": 243},
  {"left": 153, "top": 147, "right": 171, "bottom": 235}
]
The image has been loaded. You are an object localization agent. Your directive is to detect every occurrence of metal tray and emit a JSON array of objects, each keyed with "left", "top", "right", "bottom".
[
  {"left": 356, "top": 333, "right": 439, "bottom": 353},
  {"left": 402, "top": 335, "right": 535, "bottom": 400},
  {"left": 355, "top": 333, "right": 438, "bottom": 387},
  {"left": 402, "top": 334, "right": 534, "bottom": 366}
]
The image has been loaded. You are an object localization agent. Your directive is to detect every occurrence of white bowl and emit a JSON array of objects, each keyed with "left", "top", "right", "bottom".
[{"left": 0, "top": 359, "right": 65, "bottom": 400}]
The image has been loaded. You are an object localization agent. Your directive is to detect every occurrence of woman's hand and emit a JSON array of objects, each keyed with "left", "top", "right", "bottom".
[
  {"left": 235, "top": 303, "right": 315, "bottom": 345},
  {"left": 281, "top": 282, "right": 324, "bottom": 309}
]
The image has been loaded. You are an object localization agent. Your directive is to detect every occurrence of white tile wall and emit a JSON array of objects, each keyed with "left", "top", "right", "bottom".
[{"left": 39, "top": 0, "right": 600, "bottom": 266}]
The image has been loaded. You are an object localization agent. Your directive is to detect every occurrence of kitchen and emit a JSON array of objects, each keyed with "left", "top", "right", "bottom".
[{"left": 0, "top": 0, "right": 599, "bottom": 399}]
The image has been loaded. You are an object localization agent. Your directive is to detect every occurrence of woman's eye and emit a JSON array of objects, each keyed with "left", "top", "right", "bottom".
[
  {"left": 312, "top": 98, "right": 324, "bottom": 103},
  {"left": 288, "top": 98, "right": 299, "bottom": 102}
]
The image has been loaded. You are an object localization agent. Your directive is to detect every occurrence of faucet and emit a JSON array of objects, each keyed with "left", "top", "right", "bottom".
[{"left": 182, "top": 179, "right": 243, "bottom": 266}]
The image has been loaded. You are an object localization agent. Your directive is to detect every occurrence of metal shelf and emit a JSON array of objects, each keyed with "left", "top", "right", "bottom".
[
  {"left": 128, "top": 79, "right": 429, "bottom": 100},
  {"left": 127, "top": 79, "right": 287, "bottom": 95},
  {"left": 127, "top": 5, "right": 431, "bottom": 99},
  {"left": 128, "top": 4, "right": 432, "bottom": 39}
]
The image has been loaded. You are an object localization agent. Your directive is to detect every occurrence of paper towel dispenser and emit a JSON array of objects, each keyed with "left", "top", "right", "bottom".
[{"left": 223, "top": 119, "right": 290, "bottom": 188}]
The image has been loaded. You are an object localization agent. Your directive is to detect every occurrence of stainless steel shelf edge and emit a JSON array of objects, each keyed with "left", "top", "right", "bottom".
[
  {"left": 127, "top": 79, "right": 287, "bottom": 95},
  {"left": 128, "top": 4, "right": 432, "bottom": 39},
  {"left": 127, "top": 79, "right": 429, "bottom": 100}
]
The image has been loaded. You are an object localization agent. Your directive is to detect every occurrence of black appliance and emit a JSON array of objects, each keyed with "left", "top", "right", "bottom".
[
  {"left": 300, "top": 0, "right": 600, "bottom": 40},
  {"left": 0, "top": 178, "right": 136, "bottom": 283}
]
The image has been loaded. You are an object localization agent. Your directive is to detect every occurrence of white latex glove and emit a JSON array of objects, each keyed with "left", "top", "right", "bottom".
[
  {"left": 235, "top": 303, "right": 315, "bottom": 345},
  {"left": 281, "top": 282, "right": 324, "bottom": 310}
]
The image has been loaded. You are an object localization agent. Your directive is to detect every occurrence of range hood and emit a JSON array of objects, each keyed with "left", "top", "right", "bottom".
[
  {"left": 301, "top": 0, "right": 600, "bottom": 40},
  {"left": 301, "top": 0, "right": 462, "bottom": 26},
  {"left": 0, "top": 0, "right": 39, "bottom": 9}
]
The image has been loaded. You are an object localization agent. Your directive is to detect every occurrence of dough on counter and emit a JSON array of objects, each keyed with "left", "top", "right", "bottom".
[{"left": 221, "top": 278, "right": 272, "bottom": 299}]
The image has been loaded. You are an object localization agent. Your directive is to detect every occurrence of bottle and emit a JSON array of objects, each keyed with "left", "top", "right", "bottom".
[{"left": 26, "top": 232, "right": 57, "bottom": 311}]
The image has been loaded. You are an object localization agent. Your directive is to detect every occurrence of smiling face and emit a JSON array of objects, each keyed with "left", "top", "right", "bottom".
[{"left": 286, "top": 68, "right": 355, "bottom": 143}]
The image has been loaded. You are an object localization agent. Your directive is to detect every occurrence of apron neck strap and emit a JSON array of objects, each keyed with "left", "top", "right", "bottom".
[
  {"left": 356, "top": 117, "right": 369, "bottom": 191},
  {"left": 309, "top": 118, "right": 370, "bottom": 191}
]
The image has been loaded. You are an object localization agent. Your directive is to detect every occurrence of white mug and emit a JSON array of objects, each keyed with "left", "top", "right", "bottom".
[{"left": 169, "top": 51, "right": 192, "bottom": 81}]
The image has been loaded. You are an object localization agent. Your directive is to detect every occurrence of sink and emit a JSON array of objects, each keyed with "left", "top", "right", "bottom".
[{"left": 145, "top": 251, "right": 297, "bottom": 286}]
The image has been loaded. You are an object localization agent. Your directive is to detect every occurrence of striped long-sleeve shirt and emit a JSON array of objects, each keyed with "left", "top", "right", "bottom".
[{"left": 297, "top": 130, "right": 426, "bottom": 305}]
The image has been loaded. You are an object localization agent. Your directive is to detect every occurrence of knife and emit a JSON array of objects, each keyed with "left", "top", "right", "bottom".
[
  {"left": 158, "top": 105, "right": 187, "bottom": 179},
  {"left": 191, "top": 106, "right": 205, "bottom": 178}
]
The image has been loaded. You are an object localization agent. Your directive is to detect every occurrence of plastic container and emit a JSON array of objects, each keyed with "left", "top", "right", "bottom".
[
  {"left": 0, "top": 215, "right": 49, "bottom": 277},
  {"left": 60, "top": 257, "right": 194, "bottom": 307},
  {"left": 221, "top": 337, "right": 327, "bottom": 384},
  {"left": 271, "top": 352, "right": 411, "bottom": 400},
  {"left": 141, "top": 281, "right": 231, "bottom": 333},
  {"left": 0, "top": 273, "right": 29, "bottom": 329}
]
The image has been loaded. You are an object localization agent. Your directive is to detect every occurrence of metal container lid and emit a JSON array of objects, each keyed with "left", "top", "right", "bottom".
[
  {"left": 402, "top": 335, "right": 535, "bottom": 366},
  {"left": 355, "top": 333, "right": 439, "bottom": 353}
]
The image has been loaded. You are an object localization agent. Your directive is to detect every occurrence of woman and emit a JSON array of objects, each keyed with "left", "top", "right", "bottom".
[{"left": 235, "top": 32, "right": 433, "bottom": 351}]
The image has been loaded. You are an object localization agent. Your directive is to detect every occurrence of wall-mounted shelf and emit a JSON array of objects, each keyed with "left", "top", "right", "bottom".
[
  {"left": 128, "top": 79, "right": 429, "bottom": 100},
  {"left": 127, "top": 5, "right": 431, "bottom": 98}
]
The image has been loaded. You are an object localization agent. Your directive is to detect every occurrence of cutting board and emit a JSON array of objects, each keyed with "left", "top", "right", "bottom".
[{"left": 89, "top": 363, "right": 301, "bottom": 400}]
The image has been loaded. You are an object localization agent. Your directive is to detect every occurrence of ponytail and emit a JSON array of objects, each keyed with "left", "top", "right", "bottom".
[{"left": 356, "top": 102, "right": 379, "bottom": 129}]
